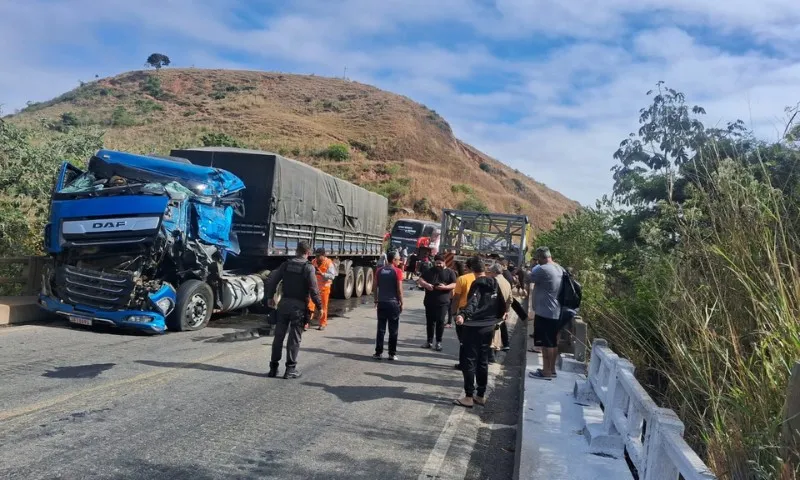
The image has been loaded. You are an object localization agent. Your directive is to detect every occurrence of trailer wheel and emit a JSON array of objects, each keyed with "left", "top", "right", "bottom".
[
  {"left": 354, "top": 267, "right": 365, "bottom": 298},
  {"left": 168, "top": 280, "right": 213, "bottom": 332},
  {"left": 333, "top": 268, "right": 355, "bottom": 299},
  {"left": 362, "top": 267, "right": 374, "bottom": 296}
]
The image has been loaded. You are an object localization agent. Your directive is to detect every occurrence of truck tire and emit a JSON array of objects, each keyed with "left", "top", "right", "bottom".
[
  {"left": 168, "top": 280, "right": 213, "bottom": 332},
  {"left": 333, "top": 268, "right": 355, "bottom": 300},
  {"left": 362, "top": 267, "right": 374, "bottom": 296},
  {"left": 354, "top": 267, "right": 365, "bottom": 298}
]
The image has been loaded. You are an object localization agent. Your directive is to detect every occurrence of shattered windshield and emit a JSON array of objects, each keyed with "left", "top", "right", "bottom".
[{"left": 59, "top": 171, "right": 200, "bottom": 201}]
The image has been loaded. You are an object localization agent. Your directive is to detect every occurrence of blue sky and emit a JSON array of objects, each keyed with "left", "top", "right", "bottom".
[{"left": 2, "top": 1, "right": 799, "bottom": 205}]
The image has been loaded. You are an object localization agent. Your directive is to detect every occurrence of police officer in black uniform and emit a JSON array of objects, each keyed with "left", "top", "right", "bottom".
[{"left": 264, "top": 242, "right": 323, "bottom": 379}]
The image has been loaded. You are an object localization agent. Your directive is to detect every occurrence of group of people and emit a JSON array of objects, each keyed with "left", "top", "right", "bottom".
[
  {"left": 372, "top": 250, "right": 516, "bottom": 408},
  {"left": 263, "top": 240, "right": 576, "bottom": 408}
]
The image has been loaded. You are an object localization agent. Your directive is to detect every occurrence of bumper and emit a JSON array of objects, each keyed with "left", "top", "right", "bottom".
[{"left": 37, "top": 294, "right": 167, "bottom": 333}]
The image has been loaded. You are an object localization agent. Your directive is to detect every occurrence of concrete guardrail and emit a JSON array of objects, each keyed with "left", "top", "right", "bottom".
[{"left": 574, "top": 339, "right": 717, "bottom": 480}]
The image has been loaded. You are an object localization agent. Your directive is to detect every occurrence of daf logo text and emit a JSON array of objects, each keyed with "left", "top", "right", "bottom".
[{"left": 92, "top": 221, "right": 127, "bottom": 229}]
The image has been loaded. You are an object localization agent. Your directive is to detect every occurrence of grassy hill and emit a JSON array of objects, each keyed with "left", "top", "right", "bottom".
[{"left": 8, "top": 69, "right": 579, "bottom": 231}]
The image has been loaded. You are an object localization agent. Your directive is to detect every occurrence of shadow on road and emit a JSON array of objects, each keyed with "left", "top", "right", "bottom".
[
  {"left": 302, "top": 381, "right": 441, "bottom": 405},
  {"left": 301, "top": 347, "right": 452, "bottom": 370},
  {"left": 103, "top": 448, "right": 415, "bottom": 480},
  {"left": 42, "top": 363, "right": 116, "bottom": 379},
  {"left": 135, "top": 359, "right": 263, "bottom": 378},
  {"left": 363, "top": 371, "right": 461, "bottom": 389}
]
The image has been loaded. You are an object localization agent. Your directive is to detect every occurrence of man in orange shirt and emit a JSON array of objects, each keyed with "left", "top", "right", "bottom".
[{"left": 307, "top": 248, "right": 336, "bottom": 331}]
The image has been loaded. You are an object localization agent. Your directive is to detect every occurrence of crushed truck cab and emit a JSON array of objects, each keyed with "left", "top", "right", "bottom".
[{"left": 39, "top": 149, "right": 245, "bottom": 333}]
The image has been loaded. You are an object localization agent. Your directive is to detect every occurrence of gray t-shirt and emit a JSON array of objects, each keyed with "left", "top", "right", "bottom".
[{"left": 530, "top": 263, "right": 563, "bottom": 320}]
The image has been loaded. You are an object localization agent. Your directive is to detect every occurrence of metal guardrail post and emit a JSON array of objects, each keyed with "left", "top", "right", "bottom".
[{"left": 573, "top": 317, "right": 587, "bottom": 362}]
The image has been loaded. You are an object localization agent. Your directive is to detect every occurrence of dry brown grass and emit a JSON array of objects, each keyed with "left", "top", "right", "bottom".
[{"left": 9, "top": 68, "right": 579, "bottom": 231}]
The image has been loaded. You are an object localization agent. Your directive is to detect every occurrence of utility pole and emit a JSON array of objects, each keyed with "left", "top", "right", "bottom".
[{"left": 343, "top": 66, "right": 347, "bottom": 80}]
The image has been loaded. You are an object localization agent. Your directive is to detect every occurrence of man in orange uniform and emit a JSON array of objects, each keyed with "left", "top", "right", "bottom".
[{"left": 307, "top": 248, "right": 336, "bottom": 331}]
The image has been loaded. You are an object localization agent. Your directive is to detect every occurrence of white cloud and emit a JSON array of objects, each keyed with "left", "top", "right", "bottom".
[{"left": 1, "top": 0, "right": 800, "bottom": 206}]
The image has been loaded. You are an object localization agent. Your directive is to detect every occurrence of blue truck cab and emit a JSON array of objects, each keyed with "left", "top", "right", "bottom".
[{"left": 39, "top": 149, "right": 246, "bottom": 333}]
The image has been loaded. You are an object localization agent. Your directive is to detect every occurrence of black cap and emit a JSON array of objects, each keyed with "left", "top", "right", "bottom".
[{"left": 314, "top": 247, "right": 326, "bottom": 256}]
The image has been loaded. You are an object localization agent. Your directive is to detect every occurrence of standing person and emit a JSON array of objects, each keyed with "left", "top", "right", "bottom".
[
  {"left": 451, "top": 257, "right": 477, "bottom": 370},
  {"left": 445, "top": 260, "right": 466, "bottom": 328},
  {"left": 453, "top": 258, "right": 507, "bottom": 408},
  {"left": 488, "top": 263, "right": 513, "bottom": 354},
  {"left": 417, "top": 254, "right": 457, "bottom": 351},
  {"left": 528, "top": 247, "right": 563, "bottom": 380},
  {"left": 373, "top": 250, "right": 404, "bottom": 361},
  {"left": 307, "top": 248, "right": 336, "bottom": 331},
  {"left": 265, "top": 242, "right": 323, "bottom": 379},
  {"left": 377, "top": 250, "right": 388, "bottom": 268},
  {"left": 399, "top": 246, "right": 409, "bottom": 274}
]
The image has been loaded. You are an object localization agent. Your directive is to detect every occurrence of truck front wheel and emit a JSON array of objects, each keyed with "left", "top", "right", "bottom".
[{"left": 169, "top": 280, "right": 213, "bottom": 332}]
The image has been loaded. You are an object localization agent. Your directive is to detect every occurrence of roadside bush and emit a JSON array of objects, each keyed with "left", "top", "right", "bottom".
[
  {"left": 376, "top": 162, "right": 401, "bottom": 176},
  {"left": 413, "top": 197, "right": 430, "bottom": 214},
  {"left": 200, "top": 132, "right": 244, "bottom": 148},
  {"left": 110, "top": 106, "right": 136, "bottom": 127},
  {"left": 457, "top": 195, "right": 488, "bottom": 212},
  {"left": 141, "top": 75, "right": 164, "bottom": 99},
  {"left": 323, "top": 144, "right": 350, "bottom": 161},
  {"left": 451, "top": 183, "right": 474, "bottom": 195}
]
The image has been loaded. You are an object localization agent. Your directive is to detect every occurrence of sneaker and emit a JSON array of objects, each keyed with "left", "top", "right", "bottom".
[
  {"left": 435, "top": 343, "right": 443, "bottom": 351},
  {"left": 501, "top": 346, "right": 510, "bottom": 352},
  {"left": 284, "top": 370, "right": 302, "bottom": 379},
  {"left": 318, "top": 326, "right": 326, "bottom": 331},
  {"left": 373, "top": 353, "right": 382, "bottom": 360},
  {"left": 304, "top": 324, "right": 310, "bottom": 332},
  {"left": 421, "top": 342, "right": 432, "bottom": 349},
  {"left": 388, "top": 354, "right": 398, "bottom": 361},
  {"left": 266, "top": 368, "right": 278, "bottom": 378}
]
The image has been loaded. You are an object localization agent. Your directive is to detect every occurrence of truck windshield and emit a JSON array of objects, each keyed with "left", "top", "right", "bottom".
[
  {"left": 391, "top": 221, "right": 424, "bottom": 239},
  {"left": 58, "top": 171, "right": 197, "bottom": 200}
]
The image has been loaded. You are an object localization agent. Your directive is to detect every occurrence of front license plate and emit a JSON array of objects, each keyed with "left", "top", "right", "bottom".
[{"left": 68, "top": 316, "right": 93, "bottom": 326}]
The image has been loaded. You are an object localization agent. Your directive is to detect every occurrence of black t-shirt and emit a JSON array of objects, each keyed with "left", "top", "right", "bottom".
[
  {"left": 502, "top": 269, "right": 515, "bottom": 285},
  {"left": 421, "top": 267, "right": 457, "bottom": 306}
]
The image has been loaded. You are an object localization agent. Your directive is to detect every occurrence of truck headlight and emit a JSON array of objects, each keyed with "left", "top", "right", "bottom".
[
  {"left": 155, "top": 297, "right": 174, "bottom": 316},
  {"left": 127, "top": 315, "right": 154, "bottom": 323}
]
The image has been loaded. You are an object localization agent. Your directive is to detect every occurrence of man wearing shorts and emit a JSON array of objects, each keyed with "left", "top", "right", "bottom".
[{"left": 529, "top": 247, "right": 563, "bottom": 380}]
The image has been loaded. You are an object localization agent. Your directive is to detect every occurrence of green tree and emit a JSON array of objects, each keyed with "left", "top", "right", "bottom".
[{"left": 146, "top": 53, "right": 171, "bottom": 70}]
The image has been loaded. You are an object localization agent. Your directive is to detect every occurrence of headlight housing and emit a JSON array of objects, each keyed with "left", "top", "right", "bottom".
[{"left": 155, "top": 297, "right": 174, "bottom": 316}]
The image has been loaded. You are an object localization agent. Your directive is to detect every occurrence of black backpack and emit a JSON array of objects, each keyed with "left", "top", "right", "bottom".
[{"left": 559, "top": 268, "right": 582, "bottom": 310}]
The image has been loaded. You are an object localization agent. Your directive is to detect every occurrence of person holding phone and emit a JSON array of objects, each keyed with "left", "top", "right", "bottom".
[{"left": 417, "top": 254, "right": 457, "bottom": 351}]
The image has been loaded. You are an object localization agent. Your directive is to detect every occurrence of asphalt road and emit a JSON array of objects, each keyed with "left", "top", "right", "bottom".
[{"left": 0, "top": 285, "right": 523, "bottom": 480}]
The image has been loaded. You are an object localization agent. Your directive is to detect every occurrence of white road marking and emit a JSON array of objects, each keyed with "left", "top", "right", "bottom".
[{"left": 417, "top": 405, "right": 466, "bottom": 480}]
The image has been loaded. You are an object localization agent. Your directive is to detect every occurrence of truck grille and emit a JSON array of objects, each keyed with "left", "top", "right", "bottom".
[{"left": 56, "top": 266, "right": 135, "bottom": 310}]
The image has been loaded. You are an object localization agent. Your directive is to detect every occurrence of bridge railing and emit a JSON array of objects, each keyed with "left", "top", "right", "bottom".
[
  {"left": 0, "top": 256, "right": 47, "bottom": 296},
  {"left": 578, "top": 338, "right": 716, "bottom": 480}
]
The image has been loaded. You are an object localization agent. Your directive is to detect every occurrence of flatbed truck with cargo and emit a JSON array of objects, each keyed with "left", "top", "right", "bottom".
[{"left": 38, "top": 147, "right": 388, "bottom": 333}]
